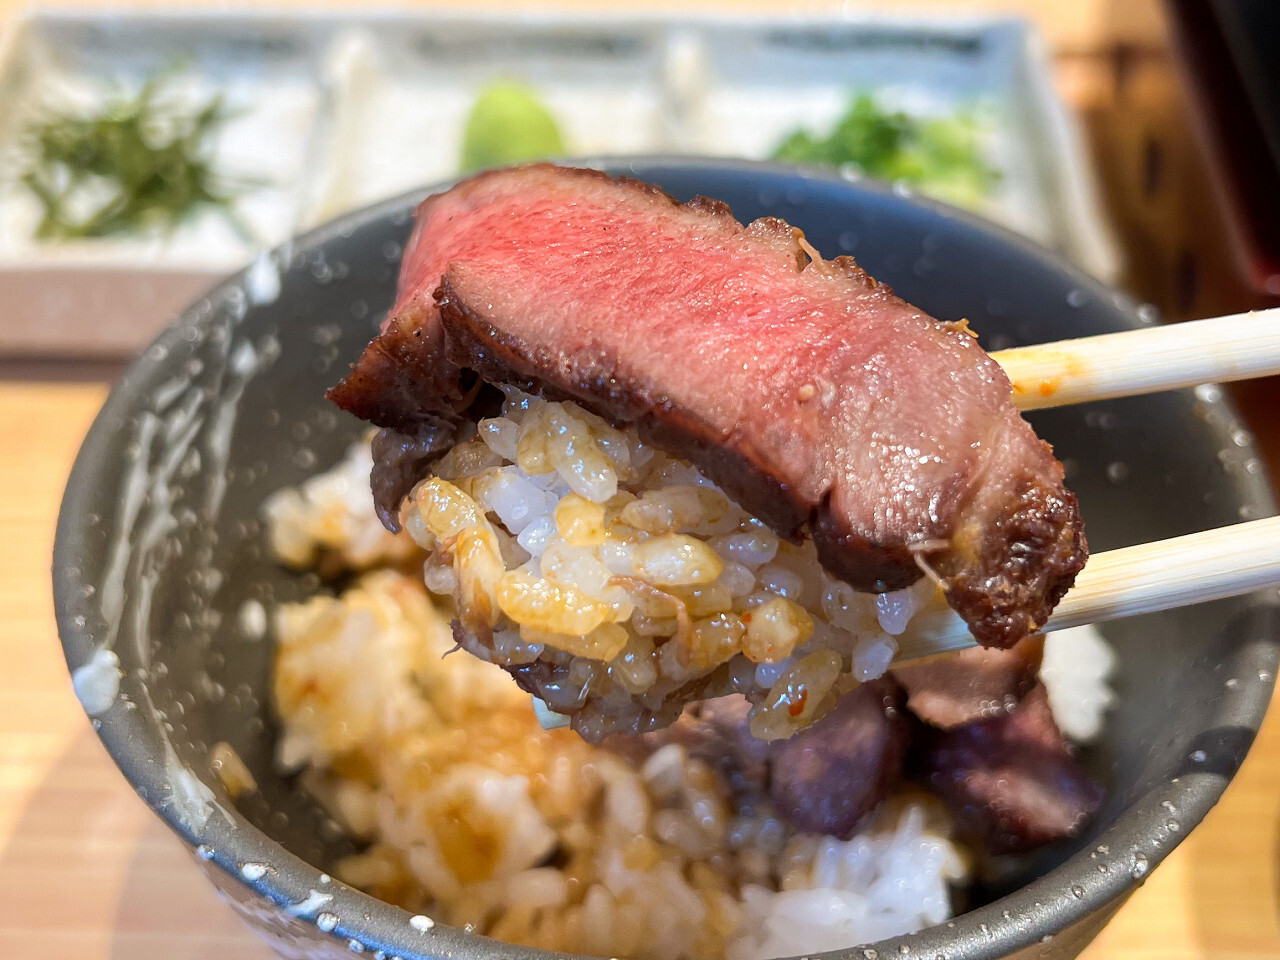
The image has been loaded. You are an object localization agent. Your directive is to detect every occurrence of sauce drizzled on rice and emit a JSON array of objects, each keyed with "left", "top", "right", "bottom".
[
  {"left": 262, "top": 430, "right": 1113, "bottom": 960},
  {"left": 271, "top": 568, "right": 966, "bottom": 960},
  {"left": 398, "top": 386, "right": 934, "bottom": 741}
]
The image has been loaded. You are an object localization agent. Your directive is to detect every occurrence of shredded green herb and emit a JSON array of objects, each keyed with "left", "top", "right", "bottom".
[
  {"left": 773, "top": 94, "right": 997, "bottom": 211},
  {"left": 19, "top": 71, "right": 253, "bottom": 241}
]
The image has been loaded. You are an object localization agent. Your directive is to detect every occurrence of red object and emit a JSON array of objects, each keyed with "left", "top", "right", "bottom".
[
  {"left": 330, "top": 165, "right": 1086, "bottom": 648},
  {"left": 1167, "top": 0, "right": 1280, "bottom": 295}
]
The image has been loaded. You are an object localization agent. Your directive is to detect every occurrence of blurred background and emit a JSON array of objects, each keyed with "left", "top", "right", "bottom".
[
  {"left": 3, "top": 1, "right": 1280, "bottom": 456},
  {"left": 1, "top": 1, "right": 1278, "bottom": 958},
  {"left": 1, "top": 1, "right": 1278, "bottom": 354}
]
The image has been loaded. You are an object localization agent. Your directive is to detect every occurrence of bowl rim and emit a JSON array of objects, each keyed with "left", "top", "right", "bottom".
[{"left": 53, "top": 156, "right": 1280, "bottom": 960}]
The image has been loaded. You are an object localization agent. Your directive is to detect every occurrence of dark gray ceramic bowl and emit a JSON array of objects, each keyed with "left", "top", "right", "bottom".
[{"left": 54, "top": 159, "right": 1280, "bottom": 960}]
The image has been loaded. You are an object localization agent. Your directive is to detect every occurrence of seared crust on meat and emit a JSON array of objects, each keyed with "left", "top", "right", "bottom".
[
  {"left": 368, "top": 420, "right": 456, "bottom": 531},
  {"left": 327, "top": 304, "right": 466, "bottom": 427},
  {"left": 938, "top": 478, "right": 1087, "bottom": 648}
]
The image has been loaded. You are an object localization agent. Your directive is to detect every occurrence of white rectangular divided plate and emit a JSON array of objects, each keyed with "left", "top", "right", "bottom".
[{"left": 0, "top": 10, "right": 1118, "bottom": 357}]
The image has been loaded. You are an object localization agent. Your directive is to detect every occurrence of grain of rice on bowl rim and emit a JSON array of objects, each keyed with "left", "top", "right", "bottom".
[
  {"left": 398, "top": 386, "right": 934, "bottom": 741},
  {"left": 261, "top": 393, "right": 1115, "bottom": 960}
]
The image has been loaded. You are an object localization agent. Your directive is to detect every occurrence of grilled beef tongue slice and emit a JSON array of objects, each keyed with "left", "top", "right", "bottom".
[
  {"left": 892, "top": 637, "right": 1044, "bottom": 729},
  {"left": 912, "top": 683, "right": 1103, "bottom": 853},
  {"left": 329, "top": 164, "right": 1087, "bottom": 648},
  {"left": 368, "top": 420, "right": 456, "bottom": 531},
  {"left": 767, "top": 678, "right": 912, "bottom": 838},
  {"left": 609, "top": 683, "right": 912, "bottom": 839}
]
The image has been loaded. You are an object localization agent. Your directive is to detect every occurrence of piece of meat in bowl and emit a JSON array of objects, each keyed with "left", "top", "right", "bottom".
[{"left": 327, "top": 164, "right": 1088, "bottom": 740}]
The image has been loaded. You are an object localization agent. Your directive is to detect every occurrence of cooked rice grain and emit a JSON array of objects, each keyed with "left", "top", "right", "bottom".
[
  {"left": 263, "top": 440, "right": 419, "bottom": 572},
  {"left": 400, "top": 390, "right": 932, "bottom": 741},
  {"left": 264, "top": 439, "right": 1118, "bottom": 960},
  {"left": 272, "top": 570, "right": 966, "bottom": 960}
]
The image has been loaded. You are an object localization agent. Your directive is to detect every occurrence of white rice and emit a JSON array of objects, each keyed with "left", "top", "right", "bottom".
[
  {"left": 399, "top": 388, "right": 929, "bottom": 742},
  {"left": 1039, "top": 625, "right": 1117, "bottom": 743},
  {"left": 730, "top": 802, "right": 966, "bottom": 960},
  {"left": 262, "top": 439, "right": 418, "bottom": 571},
  {"left": 263, "top": 437, "right": 1117, "bottom": 960}
]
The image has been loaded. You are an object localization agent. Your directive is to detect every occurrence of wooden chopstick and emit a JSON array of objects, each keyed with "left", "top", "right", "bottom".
[
  {"left": 994, "top": 307, "right": 1280, "bottom": 411},
  {"left": 896, "top": 515, "right": 1280, "bottom": 661}
]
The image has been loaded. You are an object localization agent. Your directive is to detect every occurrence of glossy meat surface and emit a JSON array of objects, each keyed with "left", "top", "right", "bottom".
[
  {"left": 329, "top": 164, "right": 1086, "bottom": 647},
  {"left": 767, "top": 679, "right": 912, "bottom": 838},
  {"left": 892, "top": 637, "right": 1044, "bottom": 729},
  {"left": 913, "top": 684, "right": 1104, "bottom": 853},
  {"left": 614, "top": 684, "right": 911, "bottom": 840}
]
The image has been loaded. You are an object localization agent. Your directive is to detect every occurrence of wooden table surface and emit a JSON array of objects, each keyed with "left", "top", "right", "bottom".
[{"left": 2, "top": 387, "right": 1280, "bottom": 960}]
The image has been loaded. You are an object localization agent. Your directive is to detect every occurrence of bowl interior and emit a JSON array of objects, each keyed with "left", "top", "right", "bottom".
[{"left": 54, "top": 159, "right": 1280, "bottom": 958}]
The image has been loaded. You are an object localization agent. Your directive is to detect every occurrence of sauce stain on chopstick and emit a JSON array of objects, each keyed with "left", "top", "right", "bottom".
[{"left": 999, "top": 348, "right": 1087, "bottom": 405}]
